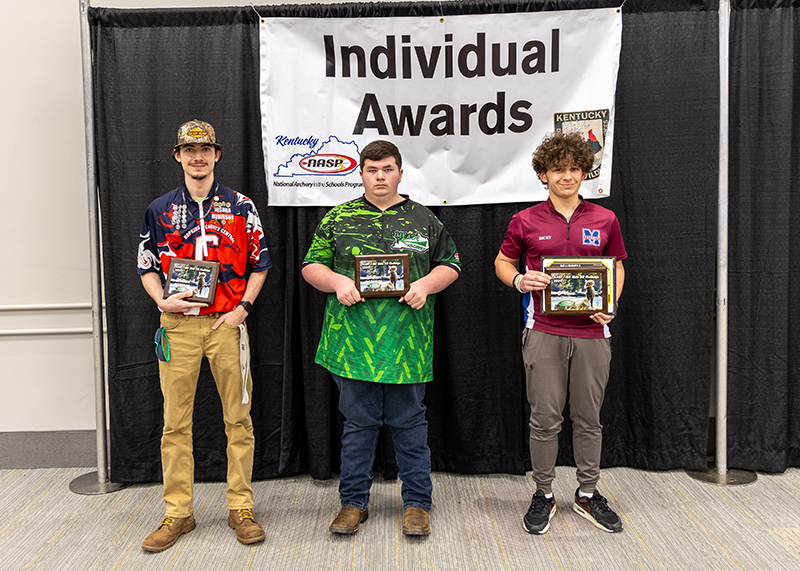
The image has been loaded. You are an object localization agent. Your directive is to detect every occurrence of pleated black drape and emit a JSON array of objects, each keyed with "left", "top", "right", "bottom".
[
  {"left": 91, "top": 0, "right": 723, "bottom": 485},
  {"left": 727, "top": 0, "right": 800, "bottom": 472}
]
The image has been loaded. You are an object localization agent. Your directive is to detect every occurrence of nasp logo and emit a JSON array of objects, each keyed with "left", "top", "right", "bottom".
[
  {"left": 274, "top": 136, "right": 360, "bottom": 178},
  {"left": 582, "top": 229, "right": 601, "bottom": 246},
  {"left": 298, "top": 154, "right": 357, "bottom": 174}
]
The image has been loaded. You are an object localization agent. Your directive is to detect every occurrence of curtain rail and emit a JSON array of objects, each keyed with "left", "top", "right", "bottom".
[
  {"left": 0, "top": 328, "right": 99, "bottom": 337},
  {"left": 0, "top": 303, "right": 93, "bottom": 313}
]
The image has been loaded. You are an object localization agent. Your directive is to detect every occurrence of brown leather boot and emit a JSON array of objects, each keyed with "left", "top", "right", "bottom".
[
  {"left": 142, "top": 515, "right": 196, "bottom": 552},
  {"left": 329, "top": 506, "right": 368, "bottom": 534},
  {"left": 228, "top": 509, "right": 266, "bottom": 544},
  {"left": 402, "top": 506, "right": 430, "bottom": 536}
]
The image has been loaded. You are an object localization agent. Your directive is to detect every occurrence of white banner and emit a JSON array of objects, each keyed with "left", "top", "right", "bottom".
[{"left": 259, "top": 8, "right": 622, "bottom": 206}]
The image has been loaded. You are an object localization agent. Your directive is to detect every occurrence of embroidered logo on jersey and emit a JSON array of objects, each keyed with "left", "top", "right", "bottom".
[
  {"left": 392, "top": 231, "right": 429, "bottom": 253},
  {"left": 582, "top": 229, "right": 601, "bottom": 246}
]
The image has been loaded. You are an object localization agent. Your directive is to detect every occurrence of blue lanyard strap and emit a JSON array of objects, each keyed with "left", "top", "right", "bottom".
[{"left": 154, "top": 327, "right": 170, "bottom": 362}]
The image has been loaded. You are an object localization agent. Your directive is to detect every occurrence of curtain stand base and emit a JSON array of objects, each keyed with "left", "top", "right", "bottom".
[{"left": 69, "top": 471, "right": 129, "bottom": 495}]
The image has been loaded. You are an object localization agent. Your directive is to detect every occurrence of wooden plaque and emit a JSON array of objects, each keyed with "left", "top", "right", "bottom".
[
  {"left": 354, "top": 254, "right": 411, "bottom": 298},
  {"left": 163, "top": 258, "right": 220, "bottom": 304},
  {"left": 541, "top": 256, "right": 616, "bottom": 315}
]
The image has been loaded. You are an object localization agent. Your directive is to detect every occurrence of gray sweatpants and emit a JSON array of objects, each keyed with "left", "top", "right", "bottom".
[{"left": 522, "top": 328, "right": 612, "bottom": 495}]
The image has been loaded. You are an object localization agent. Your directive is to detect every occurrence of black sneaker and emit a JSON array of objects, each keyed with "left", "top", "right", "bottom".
[
  {"left": 523, "top": 490, "right": 556, "bottom": 534},
  {"left": 572, "top": 489, "right": 623, "bottom": 533}
]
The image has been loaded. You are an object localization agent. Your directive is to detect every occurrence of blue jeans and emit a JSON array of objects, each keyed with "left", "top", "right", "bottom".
[{"left": 332, "top": 374, "right": 432, "bottom": 511}]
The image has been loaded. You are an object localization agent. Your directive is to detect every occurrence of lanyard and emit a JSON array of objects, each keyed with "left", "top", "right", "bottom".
[
  {"left": 154, "top": 327, "right": 170, "bottom": 361},
  {"left": 183, "top": 183, "right": 218, "bottom": 261}
]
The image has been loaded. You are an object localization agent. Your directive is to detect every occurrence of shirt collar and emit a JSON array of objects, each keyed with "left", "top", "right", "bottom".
[
  {"left": 361, "top": 193, "right": 410, "bottom": 211},
  {"left": 545, "top": 195, "right": 585, "bottom": 216},
  {"left": 181, "top": 182, "right": 219, "bottom": 203}
]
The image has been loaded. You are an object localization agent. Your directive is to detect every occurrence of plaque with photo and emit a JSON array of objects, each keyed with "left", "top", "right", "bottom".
[
  {"left": 541, "top": 256, "right": 616, "bottom": 316},
  {"left": 354, "top": 254, "right": 411, "bottom": 298},
  {"left": 163, "top": 258, "right": 220, "bottom": 304}
]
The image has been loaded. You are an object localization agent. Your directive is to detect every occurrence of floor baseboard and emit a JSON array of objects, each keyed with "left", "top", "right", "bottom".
[{"left": 0, "top": 430, "right": 99, "bottom": 469}]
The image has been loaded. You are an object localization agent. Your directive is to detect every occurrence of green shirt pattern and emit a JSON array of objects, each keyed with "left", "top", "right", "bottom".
[{"left": 304, "top": 196, "right": 461, "bottom": 384}]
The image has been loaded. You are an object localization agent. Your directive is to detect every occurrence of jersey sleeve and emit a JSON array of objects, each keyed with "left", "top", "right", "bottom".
[
  {"left": 243, "top": 200, "right": 273, "bottom": 272},
  {"left": 137, "top": 205, "right": 162, "bottom": 277},
  {"left": 430, "top": 218, "right": 461, "bottom": 274},
  {"left": 498, "top": 213, "right": 527, "bottom": 260},
  {"left": 303, "top": 208, "right": 337, "bottom": 268},
  {"left": 603, "top": 215, "right": 627, "bottom": 261}
]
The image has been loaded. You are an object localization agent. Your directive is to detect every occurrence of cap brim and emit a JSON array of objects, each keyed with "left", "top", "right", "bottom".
[{"left": 173, "top": 143, "right": 223, "bottom": 151}]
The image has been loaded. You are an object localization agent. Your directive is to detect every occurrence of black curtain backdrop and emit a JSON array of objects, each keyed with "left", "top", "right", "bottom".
[
  {"left": 89, "top": 0, "right": 776, "bottom": 485},
  {"left": 728, "top": 0, "right": 800, "bottom": 472}
]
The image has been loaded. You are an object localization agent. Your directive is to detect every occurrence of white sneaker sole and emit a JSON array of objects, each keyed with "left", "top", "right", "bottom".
[
  {"left": 572, "top": 502, "right": 622, "bottom": 533},
  {"left": 523, "top": 503, "right": 556, "bottom": 535}
]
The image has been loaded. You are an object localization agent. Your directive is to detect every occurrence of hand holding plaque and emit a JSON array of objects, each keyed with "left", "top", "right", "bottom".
[
  {"left": 354, "top": 254, "right": 411, "bottom": 298},
  {"left": 541, "top": 257, "right": 616, "bottom": 316},
  {"left": 163, "top": 258, "right": 220, "bottom": 304}
]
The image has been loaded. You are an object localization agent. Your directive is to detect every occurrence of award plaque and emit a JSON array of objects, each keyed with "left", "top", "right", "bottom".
[
  {"left": 354, "top": 254, "right": 410, "bottom": 298},
  {"left": 541, "top": 256, "right": 616, "bottom": 315},
  {"left": 163, "top": 258, "right": 220, "bottom": 304}
]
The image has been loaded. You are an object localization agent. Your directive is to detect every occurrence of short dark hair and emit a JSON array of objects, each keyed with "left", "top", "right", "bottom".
[
  {"left": 359, "top": 140, "right": 402, "bottom": 170},
  {"left": 531, "top": 132, "right": 595, "bottom": 183}
]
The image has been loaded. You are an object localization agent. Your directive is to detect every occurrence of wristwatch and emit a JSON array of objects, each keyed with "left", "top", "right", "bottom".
[{"left": 238, "top": 300, "right": 253, "bottom": 314}]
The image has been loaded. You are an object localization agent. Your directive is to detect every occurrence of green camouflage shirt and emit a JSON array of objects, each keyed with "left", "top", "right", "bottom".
[{"left": 304, "top": 196, "right": 461, "bottom": 384}]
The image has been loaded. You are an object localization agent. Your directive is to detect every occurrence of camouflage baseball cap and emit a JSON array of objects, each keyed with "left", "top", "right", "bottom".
[{"left": 174, "top": 119, "right": 223, "bottom": 151}]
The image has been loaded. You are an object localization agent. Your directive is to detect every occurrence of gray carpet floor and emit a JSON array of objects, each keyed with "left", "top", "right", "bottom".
[{"left": 1, "top": 466, "right": 799, "bottom": 570}]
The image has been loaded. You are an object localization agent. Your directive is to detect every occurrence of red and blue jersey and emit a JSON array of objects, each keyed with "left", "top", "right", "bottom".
[
  {"left": 137, "top": 182, "right": 272, "bottom": 314},
  {"left": 499, "top": 197, "right": 627, "bottom": 339}
]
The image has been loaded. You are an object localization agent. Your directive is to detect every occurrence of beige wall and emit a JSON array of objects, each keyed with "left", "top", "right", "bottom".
[{"left": 0, "top": 0, "right": 349, "bottom": 432}]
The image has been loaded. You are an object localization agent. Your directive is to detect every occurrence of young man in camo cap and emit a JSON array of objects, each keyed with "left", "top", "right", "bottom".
[
  {"left": 302, "top": 140, "right": 461, "bottom": 537},
  {"left": 137, "top": 120, "right": 271, "bottom": 551}
]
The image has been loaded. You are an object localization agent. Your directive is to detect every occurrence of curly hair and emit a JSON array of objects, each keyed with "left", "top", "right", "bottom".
[
  {"left": 531, "top": 132, "right": 595, "bottom": 183},
  {"left": 359, "top": 140, "right": 402, "bottom": 170}
]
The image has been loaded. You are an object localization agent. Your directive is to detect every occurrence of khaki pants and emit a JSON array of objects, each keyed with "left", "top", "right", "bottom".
[
  {"left": 158, "top": 312, "right": 254, "bottom": 517},
  {"left": 522, "top": 329, "right": 611, "bottom": 495}
]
